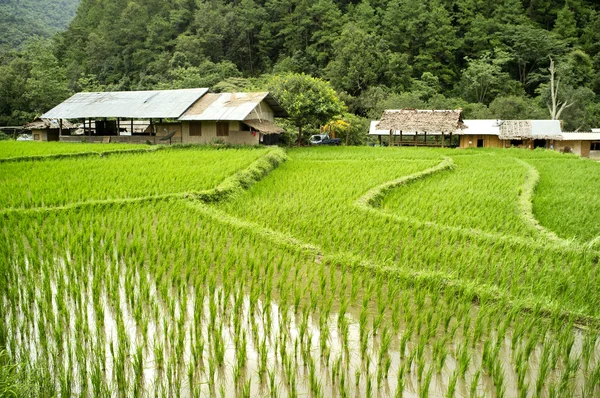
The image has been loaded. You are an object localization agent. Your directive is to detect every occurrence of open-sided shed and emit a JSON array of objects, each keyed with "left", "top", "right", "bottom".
[
  {"left": 36, "top": 89, "right": 288, "bottom": 145},
  {"left": 371, "top": 109, "right": 465, "bottom": 147}
]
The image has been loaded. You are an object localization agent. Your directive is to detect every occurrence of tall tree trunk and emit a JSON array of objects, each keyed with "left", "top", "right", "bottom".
[{"left": 548, "top": 57, "right": 574, "bottom": 120}]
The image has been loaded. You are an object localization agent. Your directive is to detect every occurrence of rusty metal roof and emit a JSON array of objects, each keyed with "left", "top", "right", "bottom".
[
  {"left": 180, "top": 92, "right": 288, "bottom": 121},
  {"left": 244, "top": 119, "right": 285, "bottom": 134},
  {"left": 41, "top": 88, "right": 209, "bottom": 119}
]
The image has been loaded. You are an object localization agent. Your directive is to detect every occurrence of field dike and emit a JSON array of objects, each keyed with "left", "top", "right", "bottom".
[
  {"left": 0, "top": 146, "right": 162, "bottom": 163},
  {"left": 184, "top": 156, "right": 600, "bottom": 328},
  {"left": 356, "top": 156, "right": 596, "bottom": 255},
  {"left": 513, "top": 158, "right": 566, "bottom": 244},
  {"left": 0, "top": 147, "right": 287, "bottom": 215},
  {"left": 355, "top": 156, "right": 455, "bottom": 209},
  {"left": 185, "top": 201, "right": 600, "bottom": 329}
]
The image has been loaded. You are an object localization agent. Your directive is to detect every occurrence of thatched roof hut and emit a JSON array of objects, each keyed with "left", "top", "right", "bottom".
[
  {"left": 24, "top": 118, "right": 76, "bottom": 130},
  {"left": 377, "top": 109, "right": 465, "bottom": 133}
]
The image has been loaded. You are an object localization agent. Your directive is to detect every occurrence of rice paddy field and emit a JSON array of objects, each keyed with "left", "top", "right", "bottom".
[{"left": 1, "top": 142, "right": 600, "bottom": 397}]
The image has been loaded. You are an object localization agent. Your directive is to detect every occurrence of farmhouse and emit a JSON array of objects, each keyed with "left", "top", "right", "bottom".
[
  {"left": 458, "top": 119, "right": 600, "bottom": 157},
  {"left": 371, "top": 110, "right": 600, "bottom": 157},
  {"left": 458, "top": 120, "right": 562, "bottom": 150},
  {"left": 370, "top": 109, "right": 465, "bottom": 147},
  {"left": 38, "top": 89, "right": 288, "bottom": 145}
]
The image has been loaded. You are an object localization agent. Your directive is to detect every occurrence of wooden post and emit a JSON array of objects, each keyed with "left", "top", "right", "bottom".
[
  {"left": 449, "top": 132, "right": 453, "bottom": 147},
  {"left": 116, "top": 117, "right": 120, "bottom": 136},
  {"left": 131, "top": 119, "right": 134, "bottom": 136},
  {"left": 378, "top": 135, "right": 382, "bottom": 145},
  {"left": 150, "top": 118, "right": 156, "bottom": 144},
  {"left": 414, "top": 132, "right": 417, "bottom": 147},
  {"left": 389, "top": 129, "right": 392, "bottom": 147},
  {"left": 400, "top": 130, "right": 403, "bottom": 146},
  {"left": 59, "top": 119, "right": 63, "bottom": 137},
  {"left": 441, "top": 132, "right": 445, "bottom": 148},
  {"left": 424, "top": 131, "right": 427, "bottom": 146}
]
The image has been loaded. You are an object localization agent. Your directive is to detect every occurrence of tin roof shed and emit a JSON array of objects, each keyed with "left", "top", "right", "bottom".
[
  {"left": 180, "top": 92, "right": 288, "bottom": 121},
  {"left": 41, "top": 88, "right": 209, "bottom": 119}
]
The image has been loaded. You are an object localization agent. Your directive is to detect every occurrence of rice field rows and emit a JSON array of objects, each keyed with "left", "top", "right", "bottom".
[
  {"left": 0, "top": 147, "right": 269, "bottom": 209},
  {"left": 0, "top": 141, "right": 151, "bottom": 160},
  {"left": 1, "top": 144, "right": 600, "bottom": 397}
]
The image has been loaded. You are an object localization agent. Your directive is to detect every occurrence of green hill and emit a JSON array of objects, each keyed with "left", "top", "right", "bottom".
[{"left": 0, "top": 0, "right": 80, "bottom": 48}]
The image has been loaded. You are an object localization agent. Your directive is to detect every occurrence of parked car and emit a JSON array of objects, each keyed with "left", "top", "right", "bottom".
[{"left": 309, "top": 134, "right": 342, "bottom": 146}]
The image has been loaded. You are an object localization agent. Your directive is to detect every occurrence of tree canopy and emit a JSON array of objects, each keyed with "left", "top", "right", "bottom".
[{"left": 2, "top": 0, "right": 600, "bottom": 132}]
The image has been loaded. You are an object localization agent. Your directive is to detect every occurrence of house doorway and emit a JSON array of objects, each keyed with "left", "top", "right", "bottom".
[
  {"left": 534, "top": 139, "right": 547, "bottom": 149},
  {"left": 477, "top": 139, "right": 484, "bottom": 148}
]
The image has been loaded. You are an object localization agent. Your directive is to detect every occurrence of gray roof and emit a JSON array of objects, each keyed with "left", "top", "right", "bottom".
[
  {"left": 459, "top": 120, "right": 500, "bottom": 136},
  {"left": 498, "top": 120, "right": 562, "bottom": 140},
  {"left": 41, "top": 88, "right": 209, "bottom": 119},
  {"left": 180, "top": 92, "right": 288, "bottom": 121},
  {"left": 560, "top": 132, "right": 600, "bottom": 141}
]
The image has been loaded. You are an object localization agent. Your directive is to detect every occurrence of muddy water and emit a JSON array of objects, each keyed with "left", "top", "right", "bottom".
[{"left": 3, "top": 256, "right": 599, "bottom": 397}]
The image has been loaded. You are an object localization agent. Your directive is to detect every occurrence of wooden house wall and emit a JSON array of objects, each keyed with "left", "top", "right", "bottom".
[
  {"left": 459, "top": 135, "right": 504, "bottom": 148},
  {"left": 181, "top": 121, "right": 260, "bottom": 145},
  {"left": 552, "top": 140, "right": 591, "bottom": 157},
  {"left": 245, "top": 101, "right": 275, "bottom": 121}
]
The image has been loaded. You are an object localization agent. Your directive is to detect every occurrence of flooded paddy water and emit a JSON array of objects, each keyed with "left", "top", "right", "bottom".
[{"left": 4, "top": 248, "right": 599, "bottom": 397}]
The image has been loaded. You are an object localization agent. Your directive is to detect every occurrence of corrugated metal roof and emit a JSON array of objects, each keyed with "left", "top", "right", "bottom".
[
  {"left": 460, "top": 120, "right": 500, "bottom": 136},
  {"left": 180, "top": 92, "right": 288, "bottom": 121},
  {"left": 560, "top": 132, "right": 600, "bottom": 141},
  {"left": 531, "top": 120, "right": 562, "bottom": 137},
  {"left": 41, "top": 88, "right": 209, "bottom": 119}
]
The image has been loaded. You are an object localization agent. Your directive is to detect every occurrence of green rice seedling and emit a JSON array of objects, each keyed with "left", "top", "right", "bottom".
[
  {"left": 258, "top": 337, "right": 268, "bottom": 382},
  {"left": 446, "top": 369, "right": 458, "bottom": 398},
  {"left": 492, "top": 359, "right": 506, "bottom": 398},
  {"left": 582, "top": 361, "right": 600, "bottom": 397},
  {"left": 395, "top": 363, "right": 405, "bottom": 398},
  {"left": 420, "top": 365, "right": 433, "bottom": 398},
  {"left": 469, "top": 369, "right": 481, "bottom": 398},
  {"left": 241, "top": 378, "right": 252, "bottom": 398},
  {"left": 268, "top": 369, "right": 278, "bottom": 398}
]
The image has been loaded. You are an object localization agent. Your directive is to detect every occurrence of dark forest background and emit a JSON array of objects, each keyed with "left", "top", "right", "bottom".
[{"left": 1, "top": 0, "right": 600, "bottom": 135}]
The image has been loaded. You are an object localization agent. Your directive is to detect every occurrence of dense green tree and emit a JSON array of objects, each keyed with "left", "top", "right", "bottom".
[
  {"left": 553, "top": 4, "right": 578, "bottom": 41},
  {"left": 258, "top": 73, "right": 346, "bottom": 144},
  {"left": 326, "top": 24, "right": 395, "bottom": 95},
  {"left": 156, "top": 61, "right": 241, "bottom": 90},
  {"left": 382, "top": 0, "right": 460, "bottom": 87},
  {"left": 499, "top": 23, "right": 564, "bottom": 91},
  {"left": 488, "top": 95, "right": 547, "bottom": 120},
  {"left": 0, "top": 38, "right": 70, "bottom": 125},
  {"left": 458, "top": 51, "right": 516, "bottom": 104}
]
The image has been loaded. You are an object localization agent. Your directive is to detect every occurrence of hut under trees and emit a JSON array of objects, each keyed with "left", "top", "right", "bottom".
[{"left": 370, "top": 109, "right": 466, "bottom": 147}]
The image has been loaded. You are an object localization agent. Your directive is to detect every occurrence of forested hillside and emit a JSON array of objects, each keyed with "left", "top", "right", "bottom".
[
  {"left": 0, "top": 0, "right": 80, "bottom": 48},
  {"left": 1, "top": 0, "right": 600, "bottom": 133}
]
